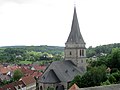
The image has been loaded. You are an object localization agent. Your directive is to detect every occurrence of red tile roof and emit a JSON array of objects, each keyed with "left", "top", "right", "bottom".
[
  {"left": 69, "top": 84, "right": 80, "bottom": 90},
  {"left": 0, "top": 88, "right": 3, "bottom": 90},
  {"left": 31, "top": 71, "right": 42, "bottom": 78},
  {"left": 33, "top": 65, "right": 46, "bottom": 71},
  {"left": 20, "top": 76, "right": 36, "bottom": 86},
  {"left": 19, "top": 67, "right": 34, "bottom": 76},
  {"left": 1, "top": 81, "right": 25, "bottom": 90},
  {"left": 0, "top": 67, "right": 9, "bottom": 74}
]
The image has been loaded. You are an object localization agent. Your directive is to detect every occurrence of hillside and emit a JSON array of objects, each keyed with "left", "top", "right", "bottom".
[
  {"left": 0, "top": 43, "right": 120, "bottom": 63},
  {"left": 87, "top": 43, "right": 120, "bottom": 57},
  {"left": 0, "top": 45, "right": 64, "bottom": 64},
  {"left": 1, "top": 45, "right": 64, "bottom": 55}
]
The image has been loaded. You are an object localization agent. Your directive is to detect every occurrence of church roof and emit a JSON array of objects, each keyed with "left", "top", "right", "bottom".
[
  {"left": 40, "top": 69, "right": 60, "bottom": 84},
  {"left": 39, "top": 60, "right": 83, "bottom": 83},
  {"left": 66, "top": 7, "right": 85, "bottom": 44}
]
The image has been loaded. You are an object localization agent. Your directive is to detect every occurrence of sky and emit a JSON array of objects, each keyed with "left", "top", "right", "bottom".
[{"left": 0, "top": 0, "right": 120, "bottom": 48}]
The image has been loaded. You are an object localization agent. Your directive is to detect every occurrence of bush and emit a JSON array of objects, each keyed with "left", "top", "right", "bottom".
[
  {"left": 101, "top": 80, "right": 111, "bottom": 86},
  {"left": 108, "top": 75, "right": 116, "bottom": 84}
]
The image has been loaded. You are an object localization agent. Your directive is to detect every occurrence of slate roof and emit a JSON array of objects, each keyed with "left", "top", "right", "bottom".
[
  {"left": 66, "top": 7, "right": 85, "bottom": 44},
  {"left": 39, "top": 60, "right": 83, "bottom": 83},
  {"left": 41, "top": 69, "right": 60, "bottom": 84}
]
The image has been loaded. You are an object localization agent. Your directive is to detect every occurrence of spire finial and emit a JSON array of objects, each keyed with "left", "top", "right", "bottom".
[{"left": 74, "top": 0, "right": 76, "bottom": 8}]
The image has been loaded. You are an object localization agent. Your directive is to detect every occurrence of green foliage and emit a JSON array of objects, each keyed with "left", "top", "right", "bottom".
[
  {"left": 19, "top": 60, "right": 32, "bottom": 65},
  {"left": 108, "top": 75, "right": 116, "bottom": 84},
  {"left": 101, "top": 80, "right": 111, "bottom": 86},
  {"left": 87, "top": 43, "right": 120, "bottom": 58},
  {"left": 13, "top": 69, "right": 23, "bottom": 81},
  {"left": 70, "top": 66, "right": 107, "bottom": 88},
  {"left": 0, "top": 78, "right": 14, "bottom": 87},
  {"left": 90, "top": 48, "right": 120, "bottom": 70},
  {"left": 80, "top": 65, "right": 107, "bottom": 87},
  {"left": 112, "top": 71, "right": 120, "bottom": 82},
  {"left": 47, "top": 87, "right": 54, "bottom": 90},
  {"left": 107, "top": 48, "right": 120, "bottom": 69},
  {"left": 0, "top": 46, "right": 64, "bottom": 64},
  {"left": 90, "top": 56, "right": 107, "bottom": 67},
  {"left": 69, "top": 75, "right": 81, "bottom": 88}
]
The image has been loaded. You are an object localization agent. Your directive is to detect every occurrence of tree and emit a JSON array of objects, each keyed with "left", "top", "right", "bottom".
[
  {"left": 69, "top": 75, "right": 81, "bottom": 88},
  {"left": 107, "top": 48, "right": 120, "bottom": 69},
  {"left": 13, "top": 69, "right": 23, "bottom": 81},
  {"left": 81, "top": 65, "right": 107, "bottom": 88},
  {"left": 112, "top": 71, "right": 120, "bottom": 83},
  {"left": 90, "top": 56, "right": 107, "bottom": 67}
]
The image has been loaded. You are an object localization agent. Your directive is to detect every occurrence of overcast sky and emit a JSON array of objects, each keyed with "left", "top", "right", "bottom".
[{"left": 0, "top": 0, "right": 120, "bottom": 47}]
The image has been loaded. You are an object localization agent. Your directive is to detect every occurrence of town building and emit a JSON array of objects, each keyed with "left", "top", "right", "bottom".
[{"left": 38, "top": 6, "right": 86, "bottom": 90}]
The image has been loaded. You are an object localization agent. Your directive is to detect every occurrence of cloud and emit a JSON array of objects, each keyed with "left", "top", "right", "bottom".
[{"left": 0, "top": 0, "right": 34, "bottom": 6}]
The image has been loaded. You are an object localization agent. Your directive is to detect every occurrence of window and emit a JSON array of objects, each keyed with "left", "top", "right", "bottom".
[
  {"left": 80, "top": 49, "right": 82, "bottom": 56},
  {"left": 70, "top": 51, "right": 72, "bottom": 55},
  {"left": 82, "top": 49, "right": 84, "bottom": 56},
  {"left": 80, "top": 49, "right": 84, "bottom": 56}
]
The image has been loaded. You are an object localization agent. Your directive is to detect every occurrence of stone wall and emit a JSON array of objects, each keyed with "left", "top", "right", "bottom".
[{"left": 80, "top": 84, "right": 120, "bottom": 90}]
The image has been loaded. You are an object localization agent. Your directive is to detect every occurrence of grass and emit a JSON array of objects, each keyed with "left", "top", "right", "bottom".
[{"left": 19, "top": 60, "right": 32, "bottom": 65}]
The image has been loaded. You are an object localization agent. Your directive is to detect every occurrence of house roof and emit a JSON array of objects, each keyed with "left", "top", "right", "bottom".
[
  {"left": 0, "top": 67, "right": 9, "bottom": 74},
  {"left": 31, "top": 71, "right": 42, "bottom": 78},
  {"left": 20, "top": 67, "right": 34, "bottom": 76},
  {"left": 33, "top": 65, "right": 46, "bottom": 71},
  {"left": 0, "top": 88, "right": 3, "bottom": 90},
  {"left": 1, "top": 81, "right": 26, "bottom": 90},
  {"left": 0, "top": 75, "right": 11, "bottom": 81},
  {"left": 69, "top": 84, "right": 80, "bottom": 90},
  {"left": 21, "top": 76, "right": 36, "bottom": 86},
  {"left": 66, "top": 7, "right": 85, "bottom": 45},
  {"left": 39, "top": 60, "right": 83, "bottom": 83}
]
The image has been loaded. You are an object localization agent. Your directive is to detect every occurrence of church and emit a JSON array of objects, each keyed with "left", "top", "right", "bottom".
[{"left": 38, "top": 7, "right": 86, "bottom": 90}]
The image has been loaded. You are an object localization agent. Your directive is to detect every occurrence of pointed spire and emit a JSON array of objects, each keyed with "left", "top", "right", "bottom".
[{"left": 66, "top": 7, "right": 85, "bottom": 44}]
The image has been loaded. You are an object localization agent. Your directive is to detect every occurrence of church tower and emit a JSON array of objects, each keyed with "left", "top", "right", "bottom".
[{"left": 65, "top": 7, "right": 86, "bottom": 71}]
